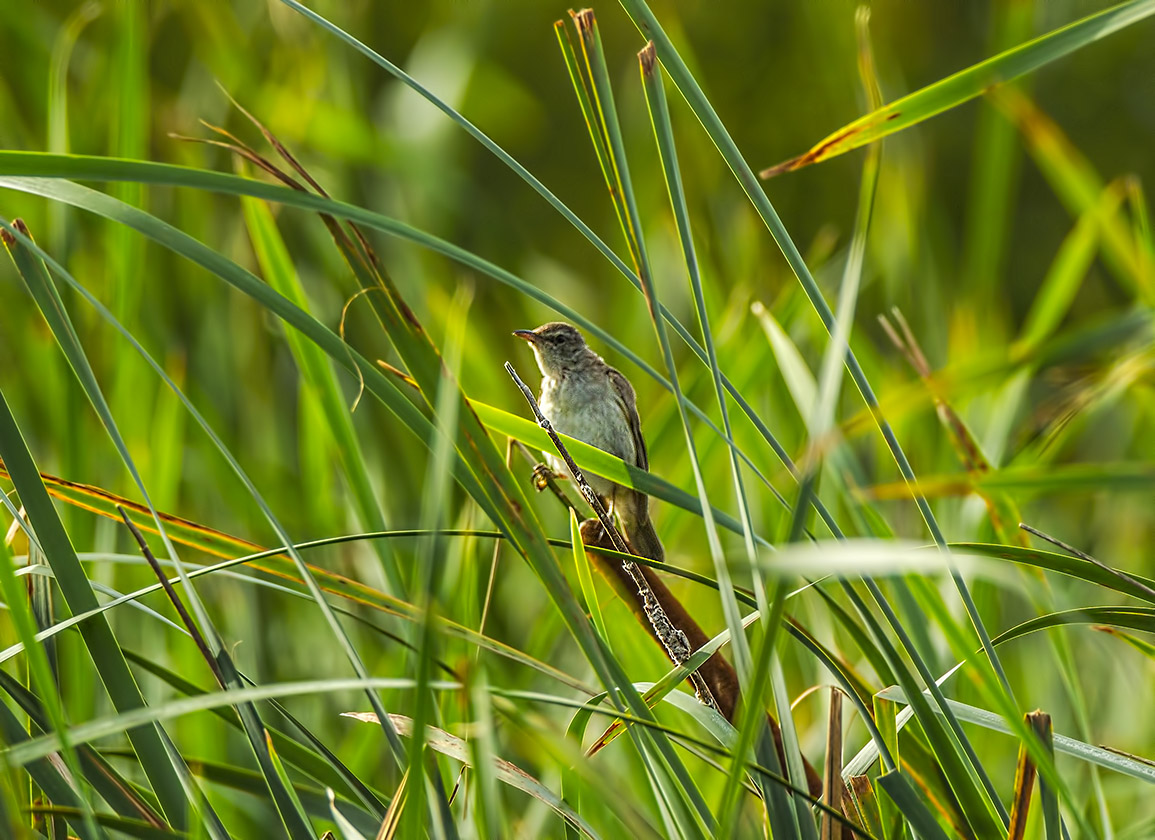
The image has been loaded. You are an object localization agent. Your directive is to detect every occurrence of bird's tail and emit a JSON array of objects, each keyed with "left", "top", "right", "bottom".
[{"left": 620, "top": 491, "right": 665, "bottom": 563}]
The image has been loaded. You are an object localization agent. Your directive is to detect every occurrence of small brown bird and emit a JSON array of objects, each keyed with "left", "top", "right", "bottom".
[{"left": 514, "top": 322, "right": 664, "bottom": 563}]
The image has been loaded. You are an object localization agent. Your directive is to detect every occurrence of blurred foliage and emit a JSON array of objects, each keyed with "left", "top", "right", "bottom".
[{"left": 0, "top": 0, "right": 1154, "bottom": 836}]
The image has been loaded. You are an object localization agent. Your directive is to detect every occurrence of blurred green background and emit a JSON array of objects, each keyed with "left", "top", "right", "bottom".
[{"left": 1, "top": 0, "right": 1154, "bottom": 835}]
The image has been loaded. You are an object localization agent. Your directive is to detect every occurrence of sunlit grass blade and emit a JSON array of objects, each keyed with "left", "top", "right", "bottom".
[
  {"left": 1096, "top": 625, "right": 1155, "bottom": 661},
  {"left": 1030, "top": 713, "right": 1062, "bottom": 839},
  {"left": 1007, "top": 710, "right": 1041, "bottom": 840},
  {"left": 761, "top": 0, "right": 1155, "bottom": 177},
  {"left": 871, "top": 693, "right": 903, "bottom": 840},
  {"left": 846, "top": 776, "right": 884, "bottom": 840},
  {"left": 241, "top": 193, "right": 403, "bottom": 596},
  {"left": 819, "top": 689, "right": 842, "bottom": 840},
  {"left": 874, "top": 771, "right": 951, "bottom": 840},
  {"left": 571, "top": 510, "right": 609, "bottom": 646}
]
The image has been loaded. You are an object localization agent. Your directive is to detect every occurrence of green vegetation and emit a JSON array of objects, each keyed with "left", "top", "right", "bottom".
[{"left": 1, "top": 0, "right": 1153, "bottom": 836}]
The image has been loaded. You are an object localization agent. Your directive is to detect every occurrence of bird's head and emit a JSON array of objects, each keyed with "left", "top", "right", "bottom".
[{"left": 513, "top": 322, "right": 594, "bottom": 376}]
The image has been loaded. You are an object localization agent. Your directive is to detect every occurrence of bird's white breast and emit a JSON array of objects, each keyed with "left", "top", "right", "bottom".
[{"left": 539, "top": 371, "right": 635, "bottom": 497}]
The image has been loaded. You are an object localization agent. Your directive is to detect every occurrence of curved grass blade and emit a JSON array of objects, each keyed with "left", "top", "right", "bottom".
[
  {"left": 955, "top": 542, "right": 1155, "bottom": 605},
  {"left": 4, "top": 218, "right": 339, "bottom": 838},
  {"left": 0, "top": 154, "right": 806, "bottom": 527},
  {"left": 240, "top": 194, "right": 403, "bottom": 596},
  {"left": 877, "top": 686, "right": 1155, "bottom": 786},
  {"left": 0, "top": 366, "right": 192, "bottom": 831},
  {"left": 761, "top": 0, "right": 1155, "bottom": 177},
  {"left": 119, "top": 650, "right": 387, "bottom": 816},
  {"left": 2, "top": 541, "right": 595, "bottom": 697}
]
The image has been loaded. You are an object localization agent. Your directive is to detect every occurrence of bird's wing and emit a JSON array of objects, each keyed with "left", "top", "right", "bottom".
[{"left": 607, "top": 367, "right": 648, "bottom": 472}]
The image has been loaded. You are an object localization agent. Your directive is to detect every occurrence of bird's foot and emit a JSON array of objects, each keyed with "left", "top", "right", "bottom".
[{"left": 578, "top": 517, "right": 611, "bottom": 548}]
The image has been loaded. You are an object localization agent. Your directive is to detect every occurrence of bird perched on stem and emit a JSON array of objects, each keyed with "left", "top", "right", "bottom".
[{"left": 514, "top": 322, "right": 664, "bottom": 563}]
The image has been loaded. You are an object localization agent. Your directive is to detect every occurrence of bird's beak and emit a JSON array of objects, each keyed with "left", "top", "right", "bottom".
[{"left": 512, "top": 329, "right": 538, "bottom": 343}]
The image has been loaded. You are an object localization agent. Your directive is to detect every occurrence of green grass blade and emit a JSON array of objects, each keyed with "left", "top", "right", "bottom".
[
  {"left": 639, "top": 38, "right": 766, "bottom": 674},
  {"left": 761, "top": 0, "right": 1155, "bottom": 176},
  {"left": 571, "top": 510, "right": 609, "bottom": 646},
  {"left": 0, "top": 363, "right": 192, "bottom": 830},
  {"left": 240, "top": 194, "right": 404, "bottom": 597},
  {"left": 874, "top": 771, "right": 951, "bottom": 840},
  {"left": 0, "top": 541, "right": 104, "bottom": 840}
]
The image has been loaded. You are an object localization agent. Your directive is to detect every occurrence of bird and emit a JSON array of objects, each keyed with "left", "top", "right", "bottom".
[{"left": 513, "top": 322, "right": 664, "bottom": 563}]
